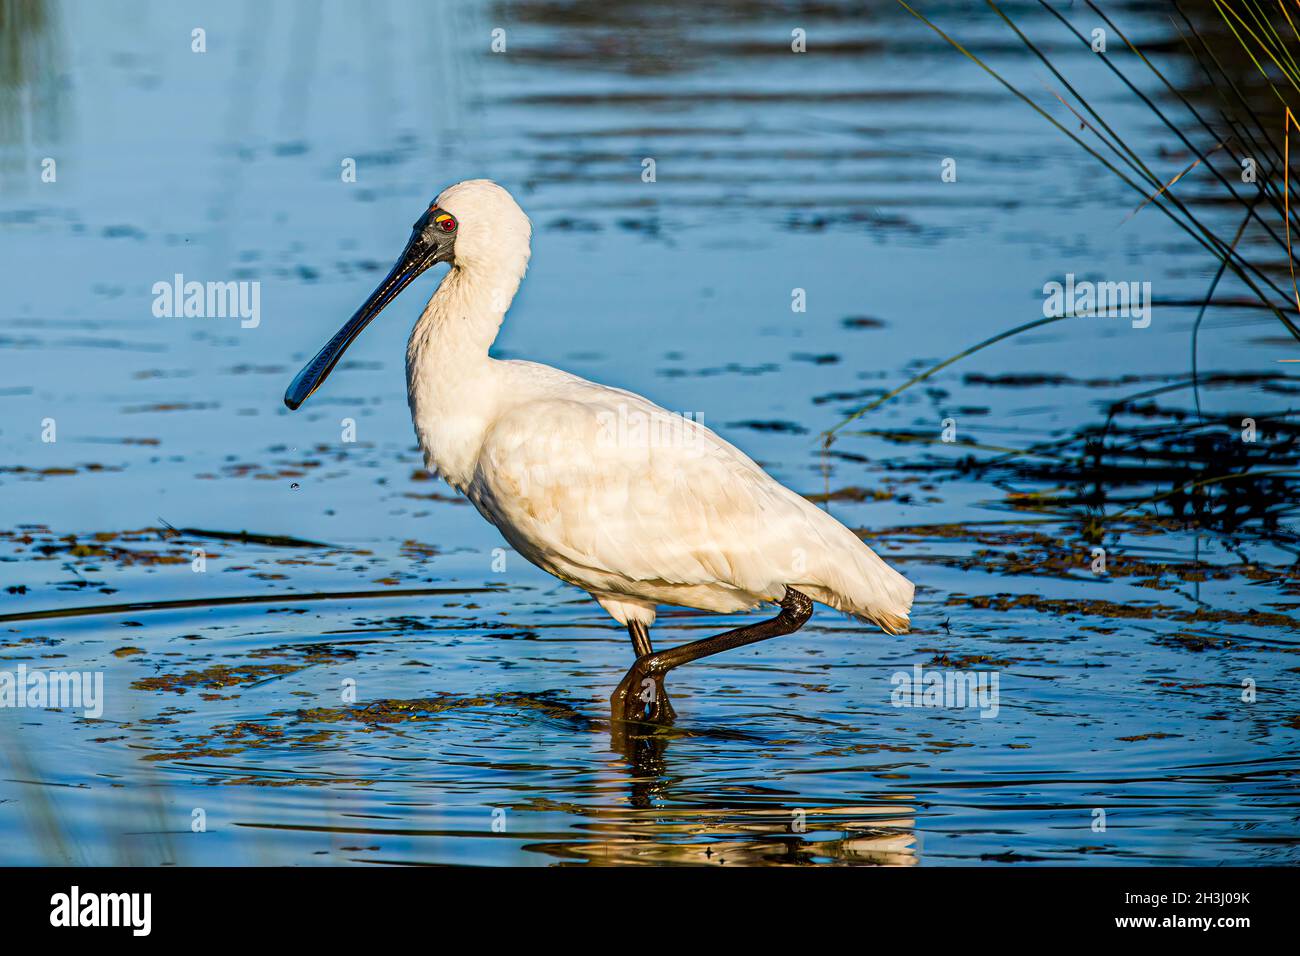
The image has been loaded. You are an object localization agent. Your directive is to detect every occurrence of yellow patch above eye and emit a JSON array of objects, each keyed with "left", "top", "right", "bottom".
[{"left": 434, "top": 213, "right": 453, "bottom": 224}]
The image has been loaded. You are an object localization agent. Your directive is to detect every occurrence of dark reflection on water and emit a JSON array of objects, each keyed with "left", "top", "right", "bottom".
[
  {"left": 0, "top": 0, "right": 71, "bottom": 184},
  {"left": 0, "top": 0, "right": 1297, "bottom": 865}
]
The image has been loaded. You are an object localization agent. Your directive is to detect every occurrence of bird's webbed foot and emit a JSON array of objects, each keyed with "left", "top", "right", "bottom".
[{"left": 610, "top": 656, "right": 676, "bottom": 726}]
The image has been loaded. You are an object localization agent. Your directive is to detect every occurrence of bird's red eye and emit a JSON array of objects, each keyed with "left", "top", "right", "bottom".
[{"left": 437, "top": 215, "right": 457, "bottom": 232}]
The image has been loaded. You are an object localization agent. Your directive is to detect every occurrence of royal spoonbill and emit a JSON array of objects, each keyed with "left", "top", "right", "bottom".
[{"left": 285, "top": 179, "right": 914, "bottom": 725}]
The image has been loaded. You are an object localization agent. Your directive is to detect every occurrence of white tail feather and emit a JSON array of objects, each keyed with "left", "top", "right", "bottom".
[{"left": 792, "top": 508, "right": 914, "bottom": 635}]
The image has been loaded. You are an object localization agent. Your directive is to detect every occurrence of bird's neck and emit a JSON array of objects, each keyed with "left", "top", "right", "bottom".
[
  {"left": 405, "top": 263, "right": 521, "bottom": 488},
  {"left": 410, "top": 263, "right": 518, "bottom": 363}
]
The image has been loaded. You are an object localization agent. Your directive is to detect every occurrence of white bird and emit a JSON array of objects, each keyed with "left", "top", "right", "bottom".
[{"left": 286, "top": 179, "right": 914, "bottom": 725}]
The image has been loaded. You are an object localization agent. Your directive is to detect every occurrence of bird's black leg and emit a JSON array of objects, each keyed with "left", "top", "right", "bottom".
[
  {"left": 611, "top": 621, "right": 676, "bottom": 725},
  {"left": 628, "top": 619, "right": 653, "bottom": 658},
  {"left": 610, "top": 588, "right": 814, "bottom": 725}
]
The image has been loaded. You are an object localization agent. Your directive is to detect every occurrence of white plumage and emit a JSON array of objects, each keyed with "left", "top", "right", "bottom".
[{"left": 404, "top": 180, "right": 914, "bottom": 636}]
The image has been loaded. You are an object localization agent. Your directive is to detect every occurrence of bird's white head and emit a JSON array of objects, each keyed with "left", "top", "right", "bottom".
[
  {"left": 284, "top": 179, "right": 531, "bottom": 410},
  {"left": 435, "top": 179, "right": 532, "bottom": 280}
]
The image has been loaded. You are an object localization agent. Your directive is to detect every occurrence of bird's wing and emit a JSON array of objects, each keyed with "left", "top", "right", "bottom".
[
  {"left": 471, "top": 389, "right": 797, "bottom": 596},
  {"left": 470, "top": 378, "right": 914, "bottom": 633}
]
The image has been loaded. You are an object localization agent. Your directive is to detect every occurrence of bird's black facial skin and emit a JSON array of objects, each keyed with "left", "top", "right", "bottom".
[{"left": 284, "top": 205, "right": 458, "bottom": 410}]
